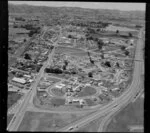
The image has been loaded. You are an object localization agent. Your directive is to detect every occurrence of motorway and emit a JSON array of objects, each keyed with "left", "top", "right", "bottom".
[
  {"left": 56, "top": 28, "right": 144, "bottom": 132},
  {"left": 7, "top": 27, "right": 144, "bottom": 132}
]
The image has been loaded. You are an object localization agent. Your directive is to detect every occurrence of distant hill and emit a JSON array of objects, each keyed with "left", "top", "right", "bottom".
[{"left": 8, "top": 4, "right": 145, "bottom": 24}]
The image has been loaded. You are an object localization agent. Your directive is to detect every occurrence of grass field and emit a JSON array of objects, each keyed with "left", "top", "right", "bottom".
[
  {"left": 105, "top": 98, "right": 144, "bottom": 132},
  {"left": 70, "top": 52, "right": 88, "bottom": 57},
  {"left": 50, "top": 88, "right": 65, "bottom": 97},
  {"left": 84, "top": 98, "right": 97, "bottom": 106},
  {"left": 105, "top": 25, "right": 137, "bottom": 32},
  {"left": 77, "top": 86, "right": 97, "bottom": 97},
  {"left": 50, "top": 97, "right": 66, "bottom": 106},
  {"left": 7, "top": 91, "right": 23, "bottom": 109},
  {"left": 44, "top": 76, "right": 61, "bottom": 83},
  {"left": 9, "top": 27, "right": 29, "bottom": 35},
  {"left": 55, "top": 46, "right": 84, "bottom": 54},
  {"left": 7, "top": 114, "right": 14, "bottom": 126},
  {"left": 18, "top": 111, "right": 90, "bottom": 131}
]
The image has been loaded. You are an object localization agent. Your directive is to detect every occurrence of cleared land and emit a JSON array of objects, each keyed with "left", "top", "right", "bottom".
[
  {"left": 18, "top": 111, "right": 91, "bottom": 131},
  {"left": 7, "top": 91, "right": 23, "bottom": 109},
  {"left": 105, "top": 98, "right": 144, "bottom": 132}
]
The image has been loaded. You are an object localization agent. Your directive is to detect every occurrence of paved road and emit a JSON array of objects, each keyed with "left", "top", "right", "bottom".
[
  {"left": 7, "top": 26, "right": 59, "bottom": 131},
  {"left": 7, "top": 27, "right": 144, "bottom": 132},
  {"left": 56, "top": 28, "right": 144, "bottom": 132}
]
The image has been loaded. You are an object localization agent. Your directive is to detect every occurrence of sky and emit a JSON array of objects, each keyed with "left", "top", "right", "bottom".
[{"left": 8, "top": 1, "right": 146, "bottom": 11}]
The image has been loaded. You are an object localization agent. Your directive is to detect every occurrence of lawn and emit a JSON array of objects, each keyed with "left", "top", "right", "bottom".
[
  {"left": 105, "top": 98, "right": 144, "bottom": 132},
  {"left": 50, "top": 88, "right": 65, "bottom": 97},
  {"left": 18, "top": 111, "right": 90, "bottom": 131},
  {"left": 7, "top": 91, "right": 23, "bottom": 109},
  {"left": 77, "top": 86, "right": 97, "bottom": 97}
]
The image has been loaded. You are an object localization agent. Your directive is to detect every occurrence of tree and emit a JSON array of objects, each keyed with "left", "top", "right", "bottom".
[
  {"left": 105, "top": 61, "right": 111, "bottom": 67},
  {"left": 68, "top": 35, "right": 72, "bottom": 38},
  {"left": 24, "top": 53, "right": 31, "bottom": 60},
  {"left": 124, "top": 50, "right": 130, "bottom": 56},
  {"left": 121, "top": 46, "right": 126, "bottom": 51},
  {"left": 97, "top": 39, "right": 104, "bottom": 50},
  {"left": 129, "top": 32, "right": 133, "bottom": 37},
  {"left": 116, "top": 30, "right": 119, "bottom": 35},
  {"left": 88, "top": 72, "right": 93, "bottom": 77}
]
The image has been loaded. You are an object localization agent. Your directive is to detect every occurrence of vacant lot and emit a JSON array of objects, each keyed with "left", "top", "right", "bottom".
[
  {"left": 77, "top": 86, "right": 97, "bottom": 97},
  {"left": 105, "top": 98, "right": 144, "bottom": 132},
  {"left": 7, "top": 91, "right": 23, "bottom": 109},
  {"left": 18, "top": 111, "right": 90, "bottom": 131}
]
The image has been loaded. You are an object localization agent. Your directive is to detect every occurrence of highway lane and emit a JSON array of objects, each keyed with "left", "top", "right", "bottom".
[{"left": 57, "top": 28, "right": 144, "bottom": 132}]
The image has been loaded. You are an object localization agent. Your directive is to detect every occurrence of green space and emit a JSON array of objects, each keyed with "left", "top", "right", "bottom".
[
  {"left": 77, "top": 86, "right": 97, "bottom": 97},
  {"left": 50, "top": 97, "right": 66, "bottom": 106},
  {"left": 50, "top": 88, "right": 65, "bottom": 97},
  {"left": 105, "top": 98, "right": 144, "bottom": 132},
  {"left": 18, "top": 111, "right": 90, "bottom": 131},
  {"left": 7, "top": 114, "right": 14, "bottom": 126},
  {"left": 7, "top": 91, "right": 23, "bottom": 109},
  {"left": 85, "top": 98, "right": 97, "bottom": 106},
  {"left": 44, "top": 76, "right": 61, "bottom": 83}
]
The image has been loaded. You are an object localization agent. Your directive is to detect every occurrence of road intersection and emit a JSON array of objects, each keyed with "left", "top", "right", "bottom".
[{"left": 7, "top": 27, "right": 144, "bottom": 132}]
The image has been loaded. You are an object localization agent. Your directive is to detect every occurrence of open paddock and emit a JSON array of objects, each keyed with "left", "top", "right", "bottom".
[{"left": 18, "top": 111, "right": 89, "bottom": 131}]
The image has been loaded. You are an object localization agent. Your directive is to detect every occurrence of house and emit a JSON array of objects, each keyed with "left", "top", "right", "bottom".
[{"left": 12, "top": 77, "right": 26, "bottom": 84}]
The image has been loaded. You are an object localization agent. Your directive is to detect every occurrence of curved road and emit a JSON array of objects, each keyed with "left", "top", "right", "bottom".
[{"left": 7, "top": 27, "right": 144, "bottom": 132}]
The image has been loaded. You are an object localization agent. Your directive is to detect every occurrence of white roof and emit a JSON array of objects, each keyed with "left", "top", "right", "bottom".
[
  {"left": 12, "top": 77, "right": 26, "bottom": 84},
  {"left": 55, "top": 85, "right": 63, "bottom": 88}
]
